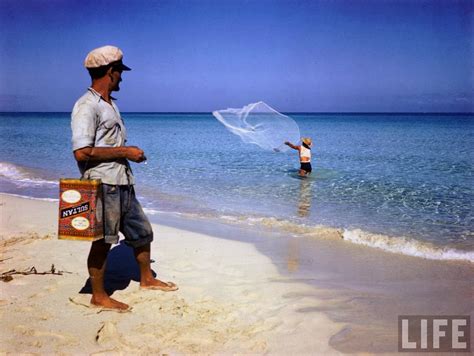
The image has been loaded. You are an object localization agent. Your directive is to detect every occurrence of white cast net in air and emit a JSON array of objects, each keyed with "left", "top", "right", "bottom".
[{"left": 212, "top": 101, "right": 300, "bottom": 152}]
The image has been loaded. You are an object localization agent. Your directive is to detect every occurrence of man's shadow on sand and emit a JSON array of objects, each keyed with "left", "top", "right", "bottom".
[{"left": 79, "top": 240, "right": 156, "bottom": 296}]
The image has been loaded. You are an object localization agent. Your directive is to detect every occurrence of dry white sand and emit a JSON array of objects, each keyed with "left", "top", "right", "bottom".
[{"left": 0, "top": 194, "right": 344, "bottom": 354}]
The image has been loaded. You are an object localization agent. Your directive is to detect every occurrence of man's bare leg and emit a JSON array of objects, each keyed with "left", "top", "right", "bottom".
[
  {"left": 88, "top": 239, "right": 129, "bottom": 310},
  {"left": 134, "top": 243, "right": 176, "bottom": 289}
]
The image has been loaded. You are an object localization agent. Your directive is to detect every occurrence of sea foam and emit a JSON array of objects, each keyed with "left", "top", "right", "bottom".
[
  {"left": 0, "top": 162, "right": 58, "bottom": 187},
  {"left": 342, "top": 229, "right": 474, "bottom": 262},
  {"left": 141, "top": 208, "right": 473, "bottom": 263}
]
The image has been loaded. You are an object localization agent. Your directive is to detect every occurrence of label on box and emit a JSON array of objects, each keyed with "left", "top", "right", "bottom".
[
  {"left": 60, "top": 202, "right": 90, "bottom": 219},
  {"left": 61, "top": 189, "right": 81, "bottom": 204},
  {"left": 71, "top": 216, "right": 90, "bottom": 230}
]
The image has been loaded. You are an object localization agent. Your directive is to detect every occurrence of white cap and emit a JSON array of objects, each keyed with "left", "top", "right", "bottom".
[{"left": 84, "top": 45, "right": 131, "bottom": 70}]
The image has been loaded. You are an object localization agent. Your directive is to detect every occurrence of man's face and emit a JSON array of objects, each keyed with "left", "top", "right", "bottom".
[{"left": 110, "top": 67, "right": 123, "bottom": 92}]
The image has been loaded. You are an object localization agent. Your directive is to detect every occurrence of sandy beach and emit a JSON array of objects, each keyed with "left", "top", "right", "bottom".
[
  {"left": 0, "top": 193, "right": 343, "bottom": 354},
  {"left": 1, "top": 0, "right": 473, "bottom": 353},
  {"left": 1, "top": 193, "right": 472, "bottom": 354}
]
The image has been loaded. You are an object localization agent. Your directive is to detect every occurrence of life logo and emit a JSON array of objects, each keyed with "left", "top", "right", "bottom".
[{"left": 398, "top": 315, "right": 471, "bottom": 352}]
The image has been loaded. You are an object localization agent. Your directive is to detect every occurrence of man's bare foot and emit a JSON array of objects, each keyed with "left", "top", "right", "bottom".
[
  {"left": 91, "top": 295, "right": 130, "bottom": 310},
  {"left": 140, "top": 278, "right": 178, "bottom": 291}
]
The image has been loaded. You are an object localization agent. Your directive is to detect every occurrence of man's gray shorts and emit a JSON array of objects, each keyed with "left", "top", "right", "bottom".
[{"left": 103, "top": 184, "right": 153, "bottom": 248}]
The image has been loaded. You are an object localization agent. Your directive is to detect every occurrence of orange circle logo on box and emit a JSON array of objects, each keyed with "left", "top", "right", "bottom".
[{"left": 61, "top": 189, "right": 82, "bottom": 204}]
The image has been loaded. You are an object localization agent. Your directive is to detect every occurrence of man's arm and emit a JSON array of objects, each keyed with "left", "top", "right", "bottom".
[
  {"left": 74, "top": 146, "right": 146, "bottom": 163},
  {"left": 71, "top": 101, "right": 146, "bottom": 164},
  {"left": 284, "top": 141, "right": 300, "bottom": 151}
]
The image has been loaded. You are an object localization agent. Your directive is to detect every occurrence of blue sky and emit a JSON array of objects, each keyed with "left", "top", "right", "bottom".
[{"left": 0, "top": 0, "right": 472, "bottom": 112}]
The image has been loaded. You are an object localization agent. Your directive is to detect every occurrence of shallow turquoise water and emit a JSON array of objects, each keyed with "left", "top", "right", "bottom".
[{"left": 0, "top": 112, "right": 473, "bottom": 255}]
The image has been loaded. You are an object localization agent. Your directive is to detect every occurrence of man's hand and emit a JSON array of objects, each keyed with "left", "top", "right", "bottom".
[{"left": 126, "top": 146, "right": 147, "bottom": 163}]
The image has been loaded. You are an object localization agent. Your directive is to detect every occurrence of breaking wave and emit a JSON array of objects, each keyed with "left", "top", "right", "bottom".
[
  {"left": 0, "top": 162, "right": 58, "bottom": 187},
  {"left": 342, "top": 229, "right": 473, "bottom": 262},
  {"left": 155, "top": 212, "right": 474, "bottom": 263}
]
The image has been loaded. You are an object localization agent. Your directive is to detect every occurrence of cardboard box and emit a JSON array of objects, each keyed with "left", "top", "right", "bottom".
[{"left": 58, "top": 178, "right": 103, "bottom": 241}]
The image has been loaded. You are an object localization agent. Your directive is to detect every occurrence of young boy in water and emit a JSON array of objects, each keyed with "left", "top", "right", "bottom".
[{"left": 285, "top": 137, "right": 312, "bottom": 176}]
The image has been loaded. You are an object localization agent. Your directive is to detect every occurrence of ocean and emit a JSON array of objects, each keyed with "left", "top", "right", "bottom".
[{"left": 1, "top": 112, "right": 473, "bottom": 261}]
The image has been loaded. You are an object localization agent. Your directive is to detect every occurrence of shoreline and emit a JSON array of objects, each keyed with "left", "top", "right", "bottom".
[
  {"left": 1, "top": 193, "right": 473, "bottom": 354},
  {"left": 3, "top": 186, "right": 473, "bottom": 263}
]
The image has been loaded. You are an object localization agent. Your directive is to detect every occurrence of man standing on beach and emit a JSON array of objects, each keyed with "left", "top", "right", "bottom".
[{"left": 71, "top": 45, "right": 178, "bottom": 311}]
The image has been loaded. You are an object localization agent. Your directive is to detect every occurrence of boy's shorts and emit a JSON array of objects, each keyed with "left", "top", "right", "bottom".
[
  {"left": 300, "top": 162, "right": 312, "bottom": 173},
  {"left": 102, "top": 184, "right": 153, "bottom": 248}
]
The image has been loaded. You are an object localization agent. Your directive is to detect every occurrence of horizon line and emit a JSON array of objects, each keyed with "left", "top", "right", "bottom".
[{"left": 0, "top": 111, "right": 473, "bottom": 115}]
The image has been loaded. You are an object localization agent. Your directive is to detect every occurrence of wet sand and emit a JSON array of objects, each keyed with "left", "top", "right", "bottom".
[{"left": 151, "top": 213, "right": 474, "bottom": 353}]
